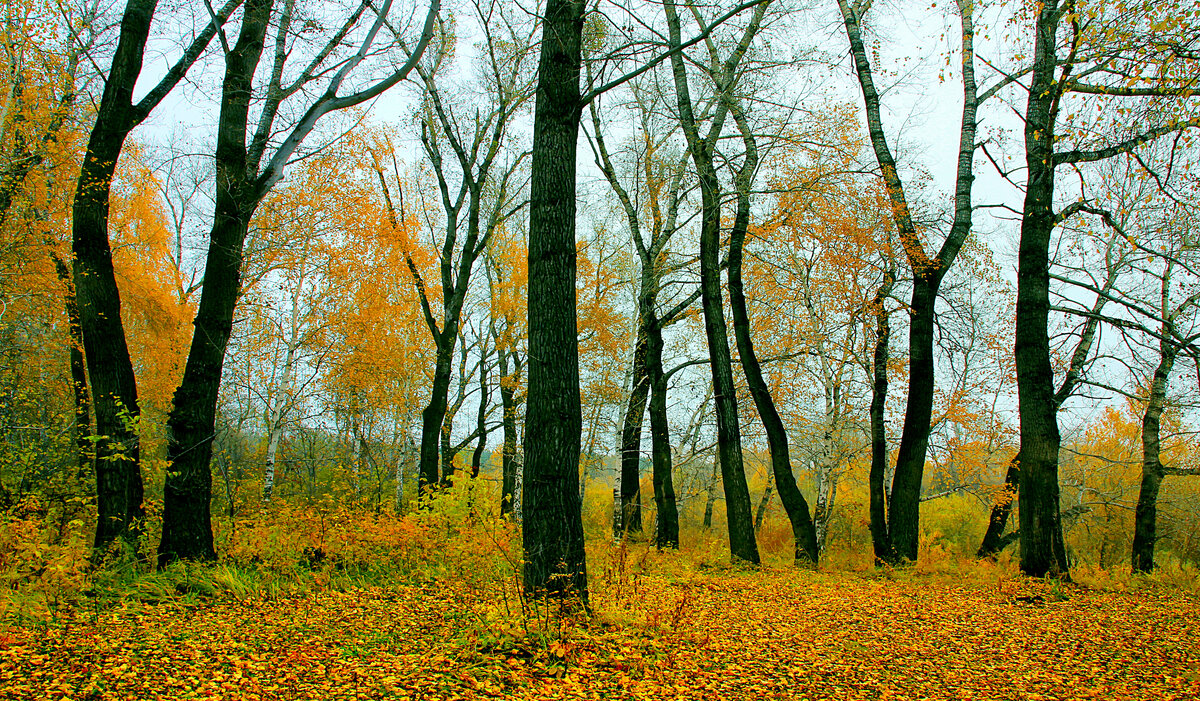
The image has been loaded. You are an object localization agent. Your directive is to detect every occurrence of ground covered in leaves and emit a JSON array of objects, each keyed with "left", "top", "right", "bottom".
[{"left": 2, "top": 562, "right": 1197, "bottom": 700}]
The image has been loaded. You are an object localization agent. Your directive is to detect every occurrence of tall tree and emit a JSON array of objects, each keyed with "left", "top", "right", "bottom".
[
  {"left": 727, "top": 97, "right": 820, "bottom": 565},
  {"left": 1010, "top": 0, "right": 1198, "bottom": 577},
  {"left": 835, "top": 0, "right": 983, "bottom": 563},
  {"left": 158, "top": 0, "right": 440, "bottom": 565},
  {"left": 586, "top": 83, "right": 695, "bottom": 545},
  {"left": 72, "top": 0, "right": 241, "bottom": 554},
  {"left": 402, "top": 2, "right": 534, "bottom": 493},
  {"left": 522, "top": 0, "right": 589, "bottom": 601},
  {"left": 663, "top": 0, "right": 768, "bottom": 565}
]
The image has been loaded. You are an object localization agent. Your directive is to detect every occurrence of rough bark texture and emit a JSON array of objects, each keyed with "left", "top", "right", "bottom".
[
  {"left": 497, "top": 347, "right": 520, "bottom": 518},
  {"left": 1131, "top": 347, "right": 1174, "bottom": 573},
  {"left": 522, "top": 0, "right": 589, "bottom": 603},
  {"left": 618, "top": 331, "right": 649, "bottom": 535},
  {"left": 1132, "top": 266, "right": 1180, "bottom": 573},
  {"left": 647, "top": 329, "right": 678, "bottom": 548},
  {"left": 159, "top": 0, "right": 273, "bottom": 566},
  {"left": 417, "top": 352, "right": 454, "bottom": 490},
  {"left": 1014, "top": 0, "right": 1070, "bottom": 578}
]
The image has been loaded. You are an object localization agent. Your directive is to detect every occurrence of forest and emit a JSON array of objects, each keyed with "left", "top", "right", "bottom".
[{"left": 1, "top": 0, "right": 1199, "bottom": 698}]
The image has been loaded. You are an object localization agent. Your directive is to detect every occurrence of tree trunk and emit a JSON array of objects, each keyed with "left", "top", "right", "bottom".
[
  {"left": 814, "top": 462, "right": 839, "bottom": 555},
  {"left": 647, "top": 327, "right": 678, "bottom": 549},
  {"left": 1014, "top": 0, "right": 1070, "bottom": 578},
  {"left": 664, "top": 0, "right": 759, "bottom": 566},
  {"left": 522, "top": 0, "right": 588, "bottom": 603},
  {"left": 703, "top": 458, "right": 720, "bottom": 529},
  {"left": 1131, "top": 324, "right": 1178, "bottom": 572},
  {"left": 498, "top": 348, "right": 519, "bottom": 518},
  {"left": 618, "top": 329, "right": 649, "bottom": 536},
  {"left": 869, "top": 269, "right": 896, "bottom": 563},
  {"left": 839, "top": 0, "right": 978, "bottom": 565},
  {"left": 977, "top": 454, "right": 1020, "bottom": 558},
  {"left": 52, "top": 254, "right": 93, "bottom": 479},
  {"left": 418, "top": 345, "right": 453, "bottom": 491},
  {"left": 727, "top": 102, "right": 817, "bottom": 564},
  {"left": 71, "top": 0, "right": 163, "bottom": 554},
  {"left": 888, "top": 277, "right": 938, "bottom": 561},
  {"left": 159, "top": 0, "right": 273, "bottom": 567},
  {"left": 470, "top": 354, "right": 489, "bottom": 479},
  {"left": 754, "top": 483, "right": 772, "bottom": 533}
]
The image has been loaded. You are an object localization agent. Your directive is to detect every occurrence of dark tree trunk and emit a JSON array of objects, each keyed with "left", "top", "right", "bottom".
[
  {"left": 522, "top": 0, "right": 588, "bottom": 603},
  {"left": 664, "top": 0, "right": 759, "bottom": 566},
  {"left": 888, "top": 277, "right": 938, "bottom": 560},
  {"left": 418, "top": 347, "right": 454, "bottom": 491},
  {"left": 647, "top": 327, "right": 678, "bottom": 549},
  {"left": 159, "top": 0, "right": 273, "bottom": 567},
  {"left": 71, "top": 0, "right": 235, "bottom": 556},
  {"left": 71, "top": 0, "right": 162, "bottom": 554},
  {"left": 727, "top": 101, "right": 817, "bottom": 565},
  {"left": 470, "top": 354, "right": 489, "bottom": 479},
  {"left": 979, "top": 239, "right": 1110, "bottom": 559},
  {"left": 868, "top": 269, "right": 896, "bottom": 563},
  {"left": 839, "top": 0, "right": 977, "bottom": 564},
  {"left": 498, "top": 348, "right": 520, "bottom": 518},
  {"left": 52, "top": 254, "right": 93, "bottom": 479},
  {"left": 754, "top": 484, "right": 772, "bottom": 533},
  {"left": 618, "top": 330, "right": 649, "bottom": 536},
  {"left": 1131, "top": 331, "right": 1177, "bottom": 572},
  {"left": 977, "top": 454, "right": 1020, "bottom": 558},
  {"left": 1014, "top": 1, "right": 1070, "bottom": 578},
  {"left": 703, "top": 458, "right": 720, "bottom": 529}
]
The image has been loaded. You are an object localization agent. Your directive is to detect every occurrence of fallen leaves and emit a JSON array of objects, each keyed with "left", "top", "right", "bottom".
[{"left": 1, "top": 569, "right": 1197, "bottom": 700}]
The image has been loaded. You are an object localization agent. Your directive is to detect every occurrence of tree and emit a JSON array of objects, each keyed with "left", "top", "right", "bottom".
[
  {"left": 399, "top": 1, "right": 534, "bottom": 494},
  {"left": 1009, "top": 0, "right": 1198, "bottom": 577},
  {"left": 522, "top": 0, "right": 589, "bottom": 602},
  {"left": 586, "top": 85, "right": 696, "bottom": 546},
  {"left": 72, "top": 0, "right": 241, "bottom": 554},
  {"left": 835, "top": 0, "right": 985, "bottom": 563},
  {"left": 157, "top": 0, "right": 441, "bottom": 565},
  {"left": 663, "top": 0, "right": 770, "bottom": 565}
]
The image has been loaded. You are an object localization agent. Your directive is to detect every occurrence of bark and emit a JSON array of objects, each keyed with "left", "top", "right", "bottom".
[
  {"left": 497, "top": 347, "right": 521, "bottom": 518},
  {"left": 1014, "top": 0, "right": 1070, "bottom": 578},
  {"left": 618, "top": 330, "right": 649, "bottom": 536},
  {"left": 976, "top": 453, "right": 1020, "bottom": 558},
  {"left": 647, "top": 327, "right": 679, "bottom": 548},
  {"left": 754, "top": 483, "right": 772, "bottom": 533},
  {"left": 726, "top": 99, "right": 818, "bottom": 565},
  {"left": 522, "top": 0, "right": 588, "bottom": 603},
  {"left": 160, "top": 0, "right": 274, "bottom": 566},
  {"left": 51, "top": 254, "right": 92, "bottom": 479},
  {"left": 978, "top": 229, "right": 1117, "bottom": 558},
  {"left": 814, "top": 464, "right": 839, "bottom": 554},
  {"left": 1131, "top": 288, "right": 1179, "bottom": 572},
  {"left": 703, "top": 458, "right": 720, "bottom": 529},
  {"left": 470, "top": 350, "right": 489, "bottom": 479},
  {"left": 868, "top": 268, "right": 896, "bottom": 563},
  {"left": 418, "top": 350, "right": 454, "bottom": 490}
]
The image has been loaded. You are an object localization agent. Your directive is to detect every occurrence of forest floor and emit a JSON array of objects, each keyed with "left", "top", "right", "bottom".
[{"left": 1, "top": 554, "right": 1197, "bottom": 701}]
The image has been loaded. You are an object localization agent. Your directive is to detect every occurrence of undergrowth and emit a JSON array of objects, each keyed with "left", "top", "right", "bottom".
[{"left": 3, "top": 478, "right": 1198, "bottom": 647}]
